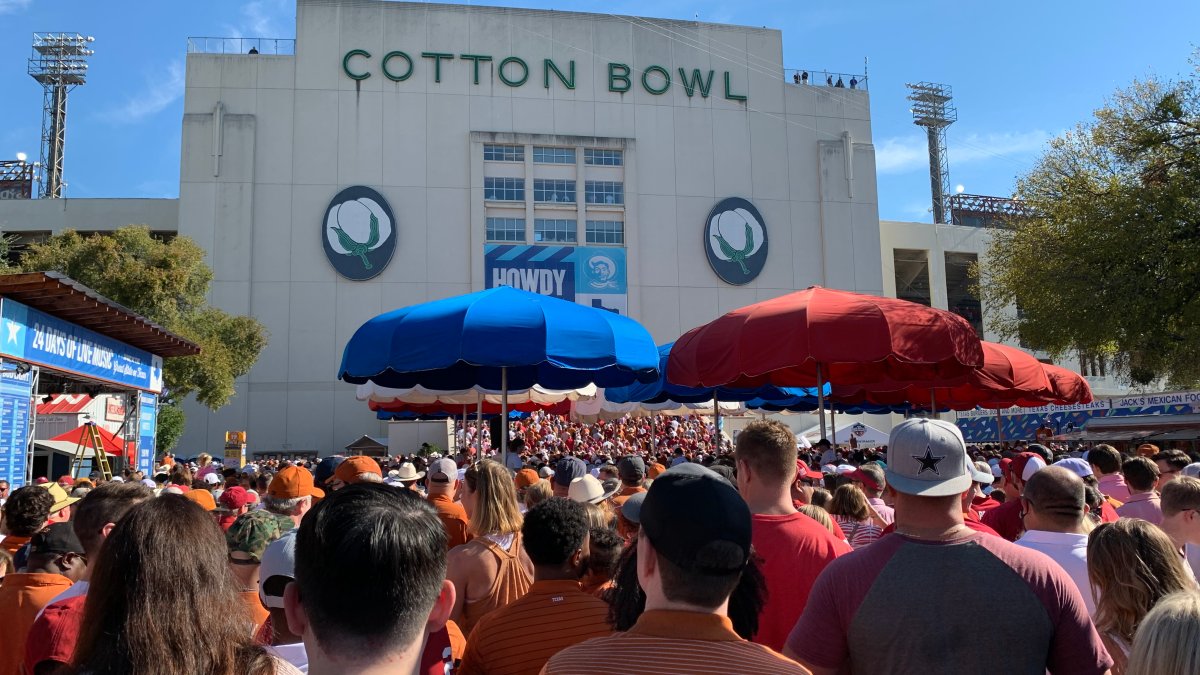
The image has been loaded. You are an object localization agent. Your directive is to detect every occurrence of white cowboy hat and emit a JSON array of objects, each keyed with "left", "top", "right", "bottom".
[
  {"left": 568, "top": 474, "right": 618, "bottom": 504},
  {"left": 394, "top": 462, "right": 425, "bottom": 482}
]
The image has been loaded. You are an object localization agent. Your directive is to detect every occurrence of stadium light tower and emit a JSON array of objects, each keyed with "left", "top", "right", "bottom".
[
  {"left": 28, "top": 32, "right": 95, "bottom": 199},
  {"left": 905, "top": 82, "right": 956, "bottom": 224}
]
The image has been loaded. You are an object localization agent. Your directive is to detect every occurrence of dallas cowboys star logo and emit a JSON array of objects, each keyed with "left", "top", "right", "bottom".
[
  {"left": 5, "top": 320, "right": 21, "bottom": 345},
  {"left": 912, "top": 445, "right": 945, "bottom": 475}
]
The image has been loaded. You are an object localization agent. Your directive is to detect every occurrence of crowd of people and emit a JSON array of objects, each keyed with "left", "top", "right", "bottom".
[{"left": 2, "top": 413, "right": 1200, "bottom": 674}]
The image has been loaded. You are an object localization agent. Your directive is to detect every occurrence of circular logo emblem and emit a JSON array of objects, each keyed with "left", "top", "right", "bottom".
[
  {"left": 322, "top": 186, "right": 396, "bottom": 281},
  {"left": 585, "top": 254, "right": 619, "bottom": 290},
  {"left": 852, "top": 423, "right": 867, "bottom": 438},
  {"left": 704, "top": 197, "right": 767, "bottom": 285}
]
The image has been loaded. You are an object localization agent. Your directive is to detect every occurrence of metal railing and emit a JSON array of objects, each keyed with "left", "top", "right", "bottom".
[
  {"left": 186, "top": 37, "right": 295, "bottom": 55},
  {"left": 786, "top": 69, "right": 867, "bottom": 91}
]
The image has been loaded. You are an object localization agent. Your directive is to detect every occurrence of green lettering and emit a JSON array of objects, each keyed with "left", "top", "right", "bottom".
[
  {"left": 498, "top": 56, "right": 528, "bottom": 87},
  {"left": 544, "top": 59, "right": 575, "bottom": 90},
  {"left": 641, "top": 65, "right": 670, "bottom": 95},
  {"left": 678, "top": 68, "right": 714, "bottom": 98},
  {"left": 723, "top": 71, "right": 747, "bottom": 101},
  {"left": 342, "top": 49, "right": 371, "bottom": 81},
  {"left": 381, "top": 51, "right": 413, "bottom": 81},
  {"left": 421, "top": 52, "right": 455, "bottom": 83},
  {"left": 608, "top": 63, "right": 631, "bottom": 93},
  {"left": 459, "top": 54, "right": 493, "bottom": 85}
]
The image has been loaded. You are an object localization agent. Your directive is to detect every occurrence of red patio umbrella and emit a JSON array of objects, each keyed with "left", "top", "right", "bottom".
[
  {"left": 667, "top": 286, "right": 984, "bottom": 437},
  {"left": 1038, "top": 364, "right": 1094, "bottom": 405}
]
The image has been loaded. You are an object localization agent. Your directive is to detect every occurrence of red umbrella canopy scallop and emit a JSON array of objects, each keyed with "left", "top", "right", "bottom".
[{"left": 667, "top": 286, "right": 985, "bottom": 389}]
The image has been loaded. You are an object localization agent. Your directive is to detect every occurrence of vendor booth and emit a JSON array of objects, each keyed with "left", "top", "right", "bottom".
[{"left": 0, "top": 272, "right": 199, "bottom": 487}]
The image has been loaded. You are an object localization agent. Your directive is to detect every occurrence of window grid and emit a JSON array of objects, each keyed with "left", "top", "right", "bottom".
[
  {"left": 484, "top": 144, "right": 524, "bottom": 162},
  {"left": 586, "top": 220, "right": 624, "bottom": 245},
  {"left": 585, "top": 181, "right": 624, "bottom": 205},
  {"left": 533, "top": 179, "right": 576, "bottom": 204},
  {"left": 584, "top": 148, "right": 623, "bottom": 166},
  {"left": 486, "top": 217, "right": 526, "bottom": 242},
  {"left": 533, "top": 146, "right": 576, "bottom": 164},
  {"left": 484, "top": 177, "right": 525, "bottom": 202},
  {"left": 534, "top": 219, "right": 577, "bottom": 243}
]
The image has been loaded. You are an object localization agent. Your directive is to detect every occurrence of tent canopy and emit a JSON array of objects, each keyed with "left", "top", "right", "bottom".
[{"left": 798, "top": 421, "right": 889, "bottom": 448}]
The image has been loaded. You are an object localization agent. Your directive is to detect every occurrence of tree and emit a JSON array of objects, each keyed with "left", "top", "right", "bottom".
[
  {"left": 983, "top": 63, "right": 1200, "bottom": 387},
  {"left": 156, "top": 401, "right": 186, "bottom": 453},
  {"left": 13, "top": 226, "right": 268, "bottom": 408}
]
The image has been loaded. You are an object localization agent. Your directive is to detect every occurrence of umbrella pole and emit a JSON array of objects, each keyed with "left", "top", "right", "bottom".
[
  {"left": 930, "top": 389, "right": 937, "bottom": 420},
  {"left": 476, "top": 399, "right": 483, "bottom": 454},
  {"left": 501, "top": 367, "right": 509, "bottom": 464},
  {"left": 713, "top": 392, "right": 721, "bottom": 452},
  {"left": 996, "top": 408, "right": 1004, "bottom": 444},
  {"left": 816, "top": 363, "right": 827, "bottom": 440}
]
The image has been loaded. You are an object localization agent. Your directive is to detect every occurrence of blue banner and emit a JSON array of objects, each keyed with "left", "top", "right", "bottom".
[
  {"left": 0, "top": 299, "right": 164, "bottom": 393},
  {"left": 0, "top": 360, "right": 33, "bottom": 488},
  {"left": 485, "top": 245, "right": 628, "bottom": 315},
  {"left": 137, "top": 392, "right": 157, "bottom": 475}
]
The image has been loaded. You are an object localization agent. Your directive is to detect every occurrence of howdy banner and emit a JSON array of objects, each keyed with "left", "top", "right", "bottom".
[{"left": 485, "top": 245, "right": 628, "bottom": 315}]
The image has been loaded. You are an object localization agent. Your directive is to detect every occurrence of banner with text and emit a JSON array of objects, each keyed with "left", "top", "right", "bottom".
[
  {"left": 0, "top": 360, "right": 33, "bottom": 488},
  {"left": 0, "top": 298, "right": 163, "bottom": 393},
  {"left": 137, "top": 392, "right": 157, "bottom": 475},
  {"left": 485, "top": 245, "right": 628, "bottom": 315}
]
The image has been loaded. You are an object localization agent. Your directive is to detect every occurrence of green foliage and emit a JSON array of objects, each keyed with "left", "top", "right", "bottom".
[
  {"left": 16, "top": 226, "right": 268, "bottom": 408},
  {"left": 983, "top": 63, "right": 1200, "bottom": 386},
  {"left": 156, "top": 401, "right": 186, "bottom": 453},
  {"left": 0, "top": 231, "right": 14, "bottom": 270}
]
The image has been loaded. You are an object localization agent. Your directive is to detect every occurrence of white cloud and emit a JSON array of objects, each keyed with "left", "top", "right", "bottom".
[
  {"left": 0, "top": 0, "right": 31, "bottom": 15},
  {"left": 875, "top": 129, "right": 1054, "bottom": 175},
  {"left": 226, "top": 0, "right": 292, "bottom": 38},
  {"left": 104, "top": 60, "right": 185, "bottom": 123}
]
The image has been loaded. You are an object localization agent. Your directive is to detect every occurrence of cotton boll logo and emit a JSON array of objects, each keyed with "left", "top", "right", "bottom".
[
  {"left": 703, "top": 198, "right": 768, "bottom": 285},
  {"left": 321, "top": 186, "right": 397, "bottom": 281}
]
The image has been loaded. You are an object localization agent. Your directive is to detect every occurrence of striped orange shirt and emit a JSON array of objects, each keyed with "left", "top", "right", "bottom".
[
  {"left": 541, "top": 609, "right": 811, "bottom": 675},
  {"left": 459, "top": 579, "right": 611, "bottom": 675}
]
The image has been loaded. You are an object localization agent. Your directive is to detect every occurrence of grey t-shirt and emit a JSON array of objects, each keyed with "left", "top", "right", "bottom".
[{"left": 788, "top": 531, "right": 1112, "bottom": 675}]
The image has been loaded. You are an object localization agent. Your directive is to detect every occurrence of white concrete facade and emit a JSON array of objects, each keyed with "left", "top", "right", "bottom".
[{"left": 166, "top": 0, "right": 883, "bottom": 456}]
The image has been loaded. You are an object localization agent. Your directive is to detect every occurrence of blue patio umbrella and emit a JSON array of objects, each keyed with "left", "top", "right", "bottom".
[{"left": 339, "top": 286, "right": 660, "bottom": 457}]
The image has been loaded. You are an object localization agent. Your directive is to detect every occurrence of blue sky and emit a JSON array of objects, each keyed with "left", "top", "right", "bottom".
[{"left": 1, "top": 0, "right": 1197, "bottom": 221}]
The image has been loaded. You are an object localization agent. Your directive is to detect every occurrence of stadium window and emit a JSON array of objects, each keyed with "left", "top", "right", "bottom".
[
  {"left": 533, "top": 179, "right": 576, "bottom": 204},
  {"left": 584, "top": 148, "right": 623, "bottom": 166},
  {"left": 944, "top": 251, "right": 982, "bottom": 335},
  {"left": 585, "top": 181, "right": 624, "bottom": 205},
  {"left": 486, "top": 217, "right": 525, "bottom": 242},
  {"left": 585, "top": 220, "right": 624, "bottom": 245},
  {"left": 893, "top": 249, "right": 931, "bottom": 307},
  {"left": 483, "top": 144, "right": 524, "bottom": 162},
  {"left": 534, "top": 218, "right": 577, "bottom": 243},
  {"left": 533, "top": 146, "right": 576, "bottom": 164},
  {"left": 484, "top": 177, "right": 525, "bottom": 202}
]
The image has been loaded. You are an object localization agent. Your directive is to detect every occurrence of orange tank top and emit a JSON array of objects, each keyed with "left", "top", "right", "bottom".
[{"left": 460, "top": 532, "right": 532, "bottom": 635}]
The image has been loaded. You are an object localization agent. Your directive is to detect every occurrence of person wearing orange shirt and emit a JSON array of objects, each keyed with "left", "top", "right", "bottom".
[
  {"left": 460, "top": 498, "right": 611, "bottom": 674},
  {"left": 428, "top": 458, "right": 471, "bottom": 549},
  {"left": 543, "top": 464, "right": 811, "bottom": 675},
  {"left": 0, "top": 524, "right": 87, "bottom": 675},
  {"left": 227, "top": 509, "right": 287, "bottom": 634},
  {"left": 0, "top": 486, "right": 54, "bottom": 559}
]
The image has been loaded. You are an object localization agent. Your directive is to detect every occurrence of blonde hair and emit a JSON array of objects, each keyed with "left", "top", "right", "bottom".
[
  {"left": 1089, "top": 519, "right": 1194, "bottom": 642},
  {"left": 1127, "top": 591, "right": 1200, "bottom": 675},
  {"left": 464, "top": 461, "right": 523, "bottom": 536},
  {"left": 523, "top": 479, "right": 552, "bottom": 510},
  {"left": 582, "top": 501, "right": 616, "bottom": 531},
  {"left": 828, "top": 484, "right": 870, "bottom": 522},
  {"left": 798, "top": 504, "right": 837, "bottom": 535}
]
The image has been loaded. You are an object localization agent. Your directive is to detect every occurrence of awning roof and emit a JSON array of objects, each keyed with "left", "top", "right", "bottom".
[
  {"left": 36, "top": 394, "right": 93, "bottom": 414},
  {"left": 0, "top": 271, "right": 200, "bottom": 357}
]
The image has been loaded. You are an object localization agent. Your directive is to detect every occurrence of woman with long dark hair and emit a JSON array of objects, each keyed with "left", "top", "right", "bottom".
[{"left": 72, "top": 495, "right": 300, "bottom": 675}]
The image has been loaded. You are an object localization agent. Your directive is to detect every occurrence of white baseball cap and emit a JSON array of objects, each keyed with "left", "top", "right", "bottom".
[
  {"left": 885, "top": 418, "right": 973, "bottom": 497},
  {"left": 258, "top": 530, "right": 296, "bottom": 609}
]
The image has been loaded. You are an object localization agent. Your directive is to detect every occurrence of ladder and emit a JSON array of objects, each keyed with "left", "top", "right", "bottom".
[{"left": 71, "top": 422, "right": 113, "bottom": 482}]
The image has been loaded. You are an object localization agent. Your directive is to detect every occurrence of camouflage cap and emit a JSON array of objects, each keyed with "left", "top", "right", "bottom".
[{"left": 226, "top": 509, "right": 287, "bottom": 562}]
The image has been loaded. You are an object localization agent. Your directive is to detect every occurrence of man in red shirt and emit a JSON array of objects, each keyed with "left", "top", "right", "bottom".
[
  {"left": 982, "top": 452, "right": 1047, "bottom": 541},
  {"left": 734, "top": 420, "right": 850, "bottom": 652}
]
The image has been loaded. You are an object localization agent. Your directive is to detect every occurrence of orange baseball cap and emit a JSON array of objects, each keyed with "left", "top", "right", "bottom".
[
  {"left": 647, "top": 462, "right": 666, "bottom": 479},
  {"left": 184, "top": 489, "right": 217, "bottom": 512},
  {"left": 514, "top": 468, "right": 540, "bottom": 489},
  {"left": 268, "top": 465, "right": 326, "bottom": 499},
  {"left": 334, "top": 455, "right": 382, "bottom": 484}
]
